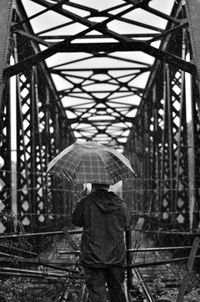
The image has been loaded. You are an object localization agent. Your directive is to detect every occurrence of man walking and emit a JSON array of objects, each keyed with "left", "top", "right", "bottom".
[{"left": 72, "top": 183, "right": 130, "bottom": 302}]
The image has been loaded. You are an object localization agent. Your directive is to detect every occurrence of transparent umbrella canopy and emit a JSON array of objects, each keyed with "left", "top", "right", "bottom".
[{"left": 47, "top": 142, "right": 136, "bottom": 185}]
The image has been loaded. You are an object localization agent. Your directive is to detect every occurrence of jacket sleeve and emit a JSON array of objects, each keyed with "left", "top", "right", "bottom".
[
  {"left": 72, "top": 198, "right": 85, "bottom": 227},
  {"left": 122, "top": 203, "right": 131, "bottom": 231}
]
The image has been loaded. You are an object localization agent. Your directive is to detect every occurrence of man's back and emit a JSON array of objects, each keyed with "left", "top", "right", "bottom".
[{"left": 72, "top": 188, "right": 130, "bottom": 267}]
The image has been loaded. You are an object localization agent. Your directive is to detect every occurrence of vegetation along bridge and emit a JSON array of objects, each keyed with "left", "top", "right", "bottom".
[{"left": 1, "top": 0, "right": 200, "bottom": 301}]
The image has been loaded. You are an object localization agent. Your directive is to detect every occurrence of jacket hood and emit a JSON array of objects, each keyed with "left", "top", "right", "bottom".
[{"left": 90, "top": 189, "right": 123, "bottom": 214}]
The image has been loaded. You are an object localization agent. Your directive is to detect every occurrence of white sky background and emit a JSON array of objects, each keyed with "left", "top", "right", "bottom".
[
  {"left": 22, "top": 0, "right": 174, "bottom": 79},
  {"left": 21, "top": 0, "right": 174, "bottom": 92},
  {"left": 22, "top": 0, "right": 174, "bottom": 34},
  {"left": 0, "top": 0, "right": 193, "bottom": 232},
  {"left": 20, "top": 0, "right": 175, "bottom": 144}
]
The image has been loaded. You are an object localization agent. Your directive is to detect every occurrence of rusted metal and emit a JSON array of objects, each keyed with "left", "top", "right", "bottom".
[
  {"left": 185, "top": 0, "right": 200, "bottom": 93},
  {"left": 133, "top": 268, "right": 155, "bottom": 302},
  {"left": 0, "top": 229, "right": 81, "bottom": 239},
  {"left": 63, "top": 227, "right": 80, "bottom": 251},
  {"left": 4, "top": 41, "right": 196, "bottom": 79},
  {"left": 0, "top": 0, "right": 200, "bottom": 256},
  {"left": 176, "top": 229, "right": 200, "bottom": 302},
  {"left": 0, "top": 258, "right": 82, "bottom": 274},
  {"left": 126, "top": 255, "right": 200, "bottom": 269},
  {"left": 0, "top": 267, "right": 76, "bottom": 279},
  {"left": 0, "top": 0, "right": 13, "bottom": 109}
]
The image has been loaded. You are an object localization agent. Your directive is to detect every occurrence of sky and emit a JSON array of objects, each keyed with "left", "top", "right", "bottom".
[{"left": 20, "top": 0, "right": 175, "bottom": 145}]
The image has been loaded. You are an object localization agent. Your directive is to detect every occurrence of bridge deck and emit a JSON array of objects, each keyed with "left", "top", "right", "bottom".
[{"left": 36, "top": 229, "right": 180, "bottom": 301}]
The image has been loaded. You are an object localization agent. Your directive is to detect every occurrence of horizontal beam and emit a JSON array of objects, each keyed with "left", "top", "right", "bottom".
[
  {"left": 4, "top": 40, "right": 196, "bottom": 78},
  {"left": 67, "top": 116, "right": 135, "bottom": 124},
  {"left": 51, "top": 67, "right": 149, "bottom": 72},
  {"left": 60, "top": 90, "right": 142, "bottom": 95},
  {"left": 0, "top": 229, "right": 81, "bottom": 239},
  {"left": 40, "top": 33, "right": 158, "bottom": 40}
]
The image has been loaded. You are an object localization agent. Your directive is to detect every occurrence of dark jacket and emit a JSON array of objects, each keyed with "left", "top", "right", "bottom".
[{"left": 72, "top": 189, "right": 131, "bottom": 267}]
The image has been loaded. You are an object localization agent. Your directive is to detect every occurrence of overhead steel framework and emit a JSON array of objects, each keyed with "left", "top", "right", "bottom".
[{"left": 0, "top": 0, "right": 200, "bottom": 233}]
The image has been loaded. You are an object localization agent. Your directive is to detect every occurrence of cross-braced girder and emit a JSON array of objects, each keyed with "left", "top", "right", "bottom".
[{"left": 4, "top": 0, "right": 196, "bottom": 150}]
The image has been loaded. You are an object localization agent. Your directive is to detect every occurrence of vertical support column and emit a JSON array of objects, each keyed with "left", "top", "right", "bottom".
[
  {"left": 144, "top": 106, "right": 150, "bottom": 213},
  {"left": 185, "top": 0, "right": 200, "bottom": 107},
  {"left": 166, "top": 64, "right": 175, "bottom": 224},
  {"left": 152, "top": 84, "right": 160, "bottom": 212},
  {"left": 10, "top": 69, "right": 17, "bottom": 231},
  {"left": 160, "top": 64, "right": 173, "bottom": 223},
  {"left": 185, "top": 72, "right": 196, "bottom": 230},
  {"left": 0, "top": 0, "right": 13, "bottom": 233},
  {"left": 125, "top": 230, "right": 133, "bottom": 294},
  {"left": 0, "top": 0, "right": 13, "bottom": 110},
  {"left": 30, "top": 66, "right": 37, "bottom": 229},
  {"left": 174, "top": 29, "right": 186, "bottom": 211},
  {"left": 44, "top": 86, "right": 51, "bottom": 221},
  {"left": 176, "top": 229, "right": 200, "bottom": 302},
  {"left": 0, "top": 81, "right": 12, "bottom": 233}
]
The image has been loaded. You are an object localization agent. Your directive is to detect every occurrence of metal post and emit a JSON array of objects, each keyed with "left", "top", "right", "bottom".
[
  {"left": 10, "top": 66, "right": 17, "bottom": 232},
  {"left": 160, "top": 65, "right": 167, "bottom": 219},
  {"left": 176, "top": 229, "right": 200, "bottom": 302},
  {"left": 0, "top": 0, "right": 13, "bottom": 110},
  {"left": 174, "top": 29, "right": 186, "bottom": 211},
  {"left": 166, "top": 64, "right": 175, "bottom": 224},
  {"left": 30, "top": 66, "right": 37, "bottom": 228},
  {"left": 185, "top": 71, "right": 196, "bottom": 230},
  {"left": 185, "top": 0, "right": 200, "bottom": 110},
  {"left": 125, "top": 230, "right": 132, "bottom": 293}
]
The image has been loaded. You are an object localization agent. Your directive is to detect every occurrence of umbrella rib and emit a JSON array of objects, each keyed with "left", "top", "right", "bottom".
[
  {"left": 76, "top": 150, "right": 111, "bottom": 184},
  {"left": 47, "top": 142, "right": 136, "bottom": 184}
]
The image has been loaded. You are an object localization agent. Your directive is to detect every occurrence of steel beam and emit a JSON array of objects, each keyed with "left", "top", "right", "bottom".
[
  {"left": 0, "top": 0, "right": 13, "bottom": 109},
  {"left": 185, "top": 0, "right": 200, "bottom": 96},
  {"left": 4, "top": 41, "right": 195, "bottom": 78}
]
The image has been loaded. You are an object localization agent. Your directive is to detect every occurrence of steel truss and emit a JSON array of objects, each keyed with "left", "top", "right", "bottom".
[
  {"left": 125, "top": 3, "right": 200, "bottom": 230},
  {"left": 0, "top": 0, "right": 75, "bottom": 232},
  {"left": 0, "top": 0, "right": 200, "bottom": 232}
]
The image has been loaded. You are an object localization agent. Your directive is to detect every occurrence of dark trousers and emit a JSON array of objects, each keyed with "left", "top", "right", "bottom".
[{"left": 84, "top": 266, "right": 127, "bottom": 302}]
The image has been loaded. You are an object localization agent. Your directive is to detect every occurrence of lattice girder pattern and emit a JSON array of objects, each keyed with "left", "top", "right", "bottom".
[
  {"left": 0, "top": 13, "right": 75, "bottom": 232},
  {"left": 125, "top": 11, "right": 199, "bottom": 229},
  {"left": 1, "top": 0, "right": 200, "bottom": 233},
  {"left": 4, "top": 0, "right": 194, "bottom": 151}
]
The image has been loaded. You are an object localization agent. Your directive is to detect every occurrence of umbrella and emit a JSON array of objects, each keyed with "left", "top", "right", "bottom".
[{"left": 47, "top": 142, "right": 136, "bottom": 185}]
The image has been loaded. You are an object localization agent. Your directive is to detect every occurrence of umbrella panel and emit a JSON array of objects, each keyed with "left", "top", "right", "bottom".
[
  {"left": 75, "top": 152, "right": 112, "bottom": 184},
  {"left": 106, "top": 153, "right": 135, "bottom": 183},
  {"left": 47, "top": 142, "right": 135, "bottom": 184}
]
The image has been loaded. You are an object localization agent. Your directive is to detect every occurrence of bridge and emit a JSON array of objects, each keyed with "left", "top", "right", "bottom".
[{"left": 0, "top": 0, "right": 200, "bottom": 301}]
